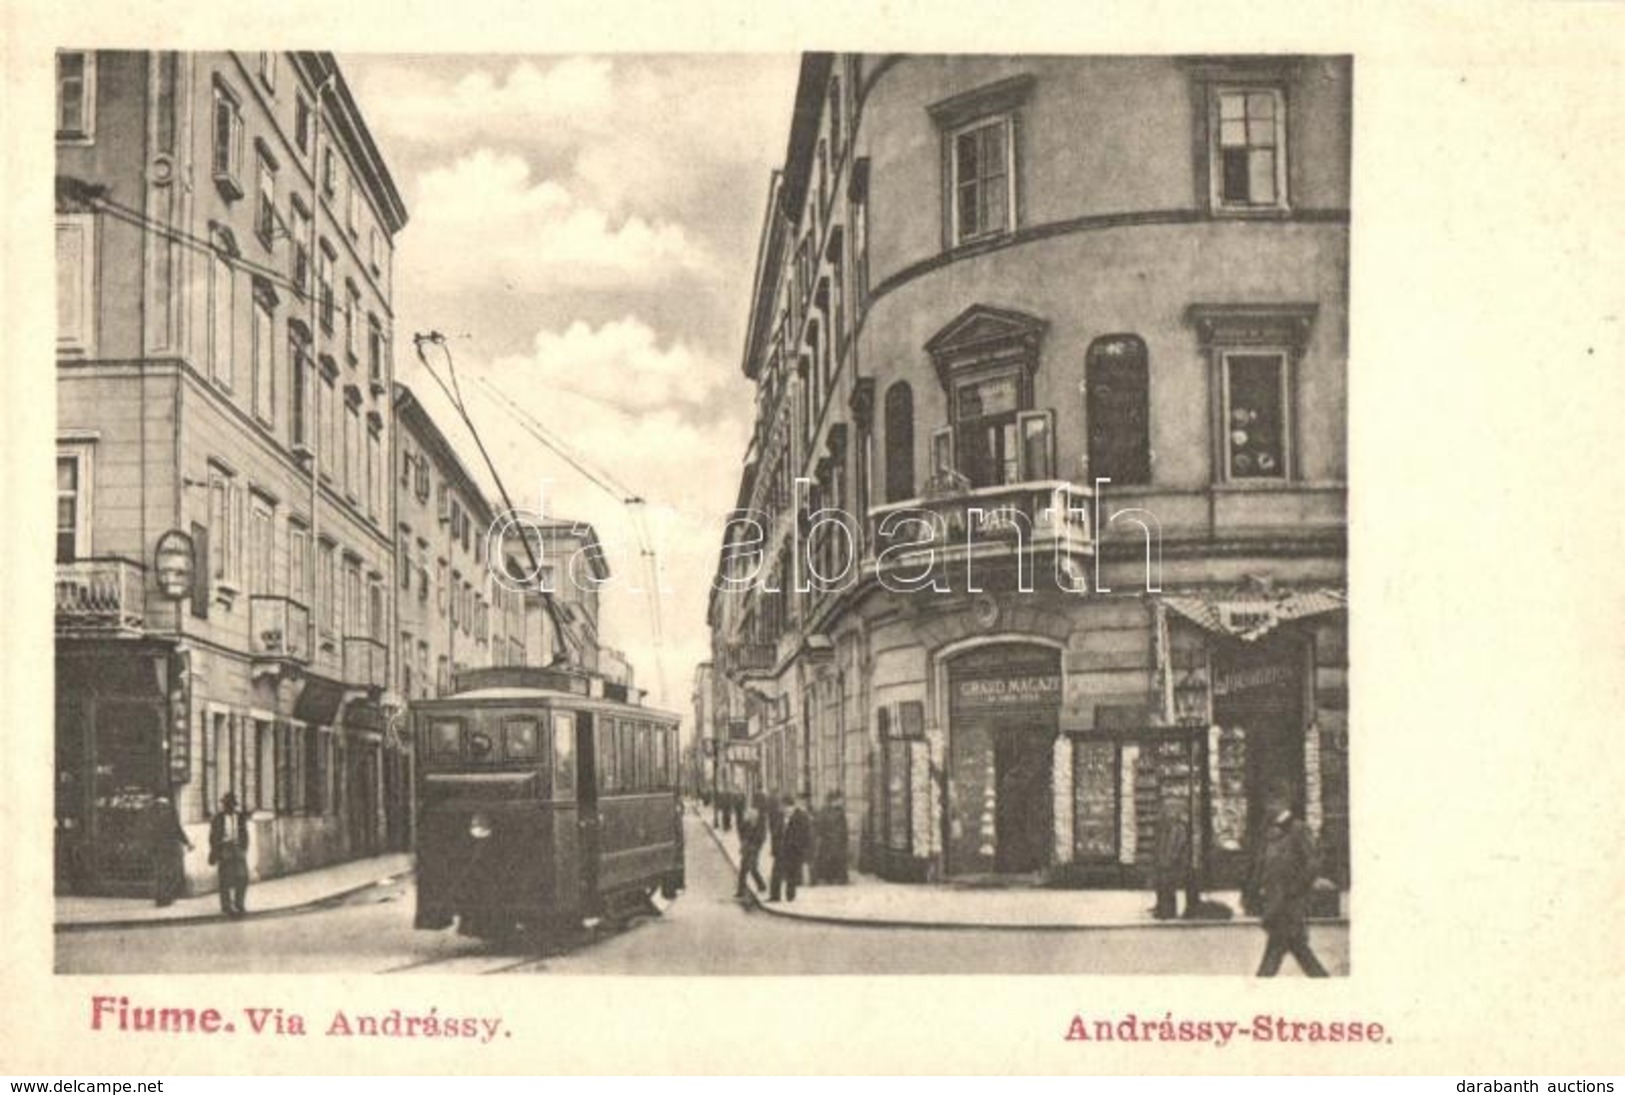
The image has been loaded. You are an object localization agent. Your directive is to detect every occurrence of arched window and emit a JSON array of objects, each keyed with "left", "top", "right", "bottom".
[
  {"left": 1085, "top": 335, "right": 1150, "bottom": 486},
  {"left": 883, "top": 381, "right": 914, "bottom": 502}
]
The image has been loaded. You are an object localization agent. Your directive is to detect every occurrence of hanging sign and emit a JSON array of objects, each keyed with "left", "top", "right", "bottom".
[{"left": 153, "top": 529, "right": 196, "bottom": 600}]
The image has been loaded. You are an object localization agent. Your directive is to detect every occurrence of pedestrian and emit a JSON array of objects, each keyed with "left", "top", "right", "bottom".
[
  {"left": 149, "top": 793, "right": 192, "bottom": 907},
  {"left": 735, "top": 793, "right": 768, "bottom": 898},
  {"left": 720, "top": 789, "right": 734, "bottom": 832},
  {"left": 1151, "top": 797, "right": 1190, "bottom": 920},
  {"left": 771, "top": 794, "right": 813, "bottom": 903},
  {"left": 1253, "top": 796, "right": 1330, "bottom": 977},
  {"left": 766, "top": 793, "right": 791, "bottom": 901},
  {"left": 814, "top": 791, "right": 850, "bottom": 884},
  {"left": 208, "top": 791, "right": 250, "bottom": 918}
]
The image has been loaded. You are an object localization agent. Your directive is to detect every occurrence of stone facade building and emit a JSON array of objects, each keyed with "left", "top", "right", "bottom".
[{"left": 710, "top": 54, "right": 1350, "bottom": 889}]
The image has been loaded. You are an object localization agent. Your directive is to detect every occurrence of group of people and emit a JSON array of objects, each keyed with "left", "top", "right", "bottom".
[
  {"left": 146, "top": 790, "right": 253, "bottom": 918},
  {"left": 1152, "top": 792, "right": 1330, "bottom": 977},
  {"left": 721, "top": 790, "right": 849, "bottom": 903}
]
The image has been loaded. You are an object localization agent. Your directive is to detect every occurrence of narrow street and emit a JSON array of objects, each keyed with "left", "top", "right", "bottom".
[{"left": 57, "top": 814, "right": 1347, "bottom": 977}]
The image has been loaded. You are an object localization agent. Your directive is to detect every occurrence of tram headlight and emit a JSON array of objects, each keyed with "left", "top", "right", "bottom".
[{"left": 468, "top": 812, "right": 494, "bottom": 840}]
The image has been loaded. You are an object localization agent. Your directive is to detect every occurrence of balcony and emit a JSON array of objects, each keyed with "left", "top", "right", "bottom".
[
  {"left": 725, "top": 642, "right": 776, "bottom": 678},
  {"left": 342, "top": 635, "right": 388, "bottom": 690},
  {"left": 56, "top": 558, "right": 145, "bottom": 635},
  {"left": 249, "top": 596, "right": 311, "bottom": 666},
  {"left": 867, "top": 479, "right": 1094, "bottom": 585}
]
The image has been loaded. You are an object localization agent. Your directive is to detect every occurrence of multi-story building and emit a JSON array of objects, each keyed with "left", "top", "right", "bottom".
[
  {"left": 504, "top": 518, "right": 610, "bottom": 674},
  {"left": 54, "top": 51, "right": 408, "bottom": 894},
  {"left": 711, "top": 54, "right": 1350, "bottom": 890},
  {"left": 394, "top": 382, "right": 524, "bottom": 702}
]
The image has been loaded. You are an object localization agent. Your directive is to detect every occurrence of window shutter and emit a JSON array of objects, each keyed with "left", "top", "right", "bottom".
[{"left": 190, "top": 521, "right": 210, "bottom": 619}]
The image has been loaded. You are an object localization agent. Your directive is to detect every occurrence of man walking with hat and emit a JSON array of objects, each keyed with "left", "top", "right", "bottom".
[{"left": 208, "top": 792, "right": 251, "bottom": 918}]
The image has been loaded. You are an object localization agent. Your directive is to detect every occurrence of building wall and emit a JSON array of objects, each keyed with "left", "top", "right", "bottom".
[{"left": 55, "top": 50, "right": 407, "bottom": 895}]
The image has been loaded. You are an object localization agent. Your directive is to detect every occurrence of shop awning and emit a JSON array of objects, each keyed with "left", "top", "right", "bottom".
[{"left": 1160, "top": 587, "right": 1346, "bottom": 643}]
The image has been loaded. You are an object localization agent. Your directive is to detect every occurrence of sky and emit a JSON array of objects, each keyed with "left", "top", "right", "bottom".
[{"left": 338, "top": 53, "right": 802, "bottom": 723}]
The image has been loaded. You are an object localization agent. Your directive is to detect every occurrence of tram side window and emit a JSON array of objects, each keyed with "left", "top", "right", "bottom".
[
  {"left": 599, "top": 717, "right": 618, "bottom": 793},
  {"left": 637, "top": 723, "right": 652, "bottom": 791},
  {"left": 619, "top": 720, "right": 636, "bottom": 792},
  {"left": 427, "top": 718, "right": 462, "bottom": 760},
  {"left": 503, "top": 717, "right": 539, "bottom": 761},
  {"left": 657, "top": 727, "right": 671, "bottom": 791},
  {"left": 551, "top": 711, "right": 575, "bottom": 799}
]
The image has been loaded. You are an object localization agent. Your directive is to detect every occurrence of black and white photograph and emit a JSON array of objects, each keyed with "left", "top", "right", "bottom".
[
  {"left": 49, "top": 49, "right": 1350, "bottom": 979},
  {"left": 7, "top": 0, "right": 1625, "bottom": 1078}
]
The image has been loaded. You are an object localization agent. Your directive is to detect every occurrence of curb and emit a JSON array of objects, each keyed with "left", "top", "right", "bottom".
[
  {"left": 54, "top": 870, "right": 413, "bottom": 934},
  {"left": 694, "top": 813, "right": 1349, "bottom": 934}
]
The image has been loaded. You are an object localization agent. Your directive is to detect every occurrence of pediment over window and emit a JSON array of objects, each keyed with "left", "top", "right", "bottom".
[
  {"left": 924, "top": 304, "right": 1048, "bottom": 384},
  {"left": 1185, "top": 302, "right": 1318, "bottom": 356}
]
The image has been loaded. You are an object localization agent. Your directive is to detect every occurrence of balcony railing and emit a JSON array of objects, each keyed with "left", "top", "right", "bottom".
[
  {"left": 725, "top": 642, "right": 776, "bottom": 677},
  {"left": 342, "top": 635, "right": 389, "bottom": 690},
  {"left": 249, "top": 596, "right": 311, "bottom": 663},
  {"left": 56, "top": 558, "right": 145, "bottom": 634},
  {"left": 867, "top": 479, "right": 1094, "bottom": 577}
]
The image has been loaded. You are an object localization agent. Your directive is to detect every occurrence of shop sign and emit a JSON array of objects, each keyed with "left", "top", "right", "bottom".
[
  {"left": 167, "top": 649, "right": 192, "bottom": 784},
  {"left": 1212, "top": 663, "right": 1294, "bottom": 698},
  {"left": 952, "top": 672, "right": 1062, "bottom": 711},
  {"left": 153, "top": 530, "right": 196, "bottom": 600}
]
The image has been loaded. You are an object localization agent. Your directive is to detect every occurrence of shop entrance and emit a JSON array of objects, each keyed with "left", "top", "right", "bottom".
[
  {"left": 993, "top": 729, "right": 1052, "bottom": 873},
  {"left": 945, "top": 642, "right": 1062, "bottom": 877}
]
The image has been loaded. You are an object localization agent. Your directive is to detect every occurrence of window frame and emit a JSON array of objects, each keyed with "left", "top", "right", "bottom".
[
  {"left": 56, "top": 444, "right": 94, "bottom": 563},
  {"left": 1218, "top": 348, "right": 1293, "bottom": 482},
  {"left": 258, "top": 52, "right": 277, "bottom": 94},
  {"left": 211, "top": 78, "right": 245, "bottom": 200},
  {"left": 251, "top": 288, "right": 276, "bottom": 427},
  {"left": 56, "top": 213, "right": 98, "bottom": 355},
  {"left": 1084, "top": 334, "right": 1153, "bottom": 486},
  {"left": 254, "top": 149, "right": 278, "bottom": 249},
  {"left": 1208, "top": 85, "right": 1290, "bottom": 215},
  {"left": 56, "top": 51, "right": 97, "bottom": 143},
  {"left": 947, "top": 113, "right": 1016, "bottom": 247}
]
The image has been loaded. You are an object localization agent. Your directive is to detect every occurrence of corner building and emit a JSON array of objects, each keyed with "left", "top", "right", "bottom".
[
  {"left": 714, "top": 54, "right": 1350, "bottom": 890},
  {"left": 55, "top": 51, "right": 408, "bottom": 894}
]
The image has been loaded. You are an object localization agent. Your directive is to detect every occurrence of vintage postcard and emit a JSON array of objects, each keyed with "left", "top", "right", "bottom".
[{"left": 3, "top": 0, "right": 1624, "bottom": 1077}]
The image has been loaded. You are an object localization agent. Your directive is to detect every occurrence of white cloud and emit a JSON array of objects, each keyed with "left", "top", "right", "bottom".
[
  {"left": 489, "top": 316, "right": 729, "bottom": 417},
  {"left": 406, "top": 149, "right": 711, "bottom": 294},
  {"left": 360, "top": 57, "right": 619, "bottom": 146}
]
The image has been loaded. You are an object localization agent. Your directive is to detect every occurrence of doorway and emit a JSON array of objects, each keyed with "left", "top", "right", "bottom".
[{"left": 993, "top": 729, "right": 1052, "bottom": 873}]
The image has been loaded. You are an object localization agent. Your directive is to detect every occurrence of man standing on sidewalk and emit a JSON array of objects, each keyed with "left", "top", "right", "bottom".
[
  {"left": 735, "top": 793, "right": 768, "bottom": 898},
  {"left": 771, "top": 794, "right": 813, "bottom": 903},
  {"left": 208, "top": 792, "right": 250, "bottom": 918},
  {"left": 1254, "top": 796, "right": 1330, "bottom": 977}
]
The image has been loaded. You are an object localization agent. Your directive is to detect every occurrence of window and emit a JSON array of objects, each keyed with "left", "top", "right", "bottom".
[
  {"left": 56, "top": 51, "right": 96, "bottom": 140},
  {"left": 211, "top": 79, "right": 244, "bottom": 198},
  {"left": 342, "top": 559, "right": 362, "bottom": 638},
  {"left": 208, "top": 469, "right": 243, "bottom": 591},
  {"left": 318, "top": 539, "right": 337, "bottom": 636},
  {"left": 249, "top": 496, "right": 274, "bottom": 596},
  {"left": 347, "top": 184, "right": 362, "bottom": 239},
  {"left": 1188, "top": 303, "right": 1314, "bottom": 483},
  {"left": 316, "top": 243, "right": 335, "bottom": 332},
  {"left": 295, "top": 95, "right": 312, "bottom": 157},
  {"left": 289, "top": 199, "right": 311, "bottom": 294},
  {"left": 258, "top": 52, "right": 277, "bottom": 93},
  {"left": 367, "top": 315, "right": 384, "bottom": 387},
  {"left": 950, "top": 116, "right": 1013, "bottom": 244},
  {"left": 828, "top": 77, "right": 842, "bottom": 159},
  {"left": 255, "top": 152, "right": 277, "bottom": 247},
  {"left": 399, "top": 528, "right": 412, "bottom": 589},
  {"left": 56, "top": 448, "right": 92, "bottom": 563},
  {"left": 343, "top": 396, "right": 361, "bottom": 501},
  {"left": 369, "top": 228, "right": 384, "bottom": 274},
  {"left": 289, "top": 330, "right": 312, "bottom": 450},
  {"left": 1086, "top": 335, "right": 1151, "bottom": 485},
  {"left": 437, "top": 559, "right": 449, "bottom": 615},
  {"left": 319, "top": 368, "right": 337, "bottom": 479},
  {"left": 210, "top": 247, "right": 236, "bottom": 390},
  {"left": 883, "top": 381, "right": 914, "bottom": 503},
  {"left": 850, "top": 159, "right": 870, "bottom": 306},
  {"left": 1222, "top": 353, "right": 1289, "bottom": 479},
  {"left": 400, "top": 447, "right": 413, "bottom": 489},
  {"left": 414, "top": 453, "right": 430, "bottom": 502},
  {"left": 321, "top": 147, "right": 336, "bottom": 199},
  {"left": 289, "top": 523, "right": 310, "bottom": 606},
  {"left": 344, "top": 282, "right": 359, "bottom": 361},
  {"left": 56, "top": 214, "right": 96, "bottom": 354},
  {"left": 1211, "top": 88, "right": 1287, "bottom": 211},
  {"left": 367, "top": 423, "right": 382, "bottom": 520},
  {"left": 252, "top": 291, "right": 275, "bottom": 425},
  {"left": 369, "top": 579, "right": 384, "bottom": 641},
  {"left": 504, "top": 718, "right": 539, "bottom": 760}
]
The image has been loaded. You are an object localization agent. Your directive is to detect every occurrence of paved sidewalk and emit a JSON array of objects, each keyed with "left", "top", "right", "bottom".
[
  {"left": 692, "top": 803, "right": 1342, "bottom": 931},
  {"left": 55, "top": 852, "right": 414, "bottom": 931}
]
